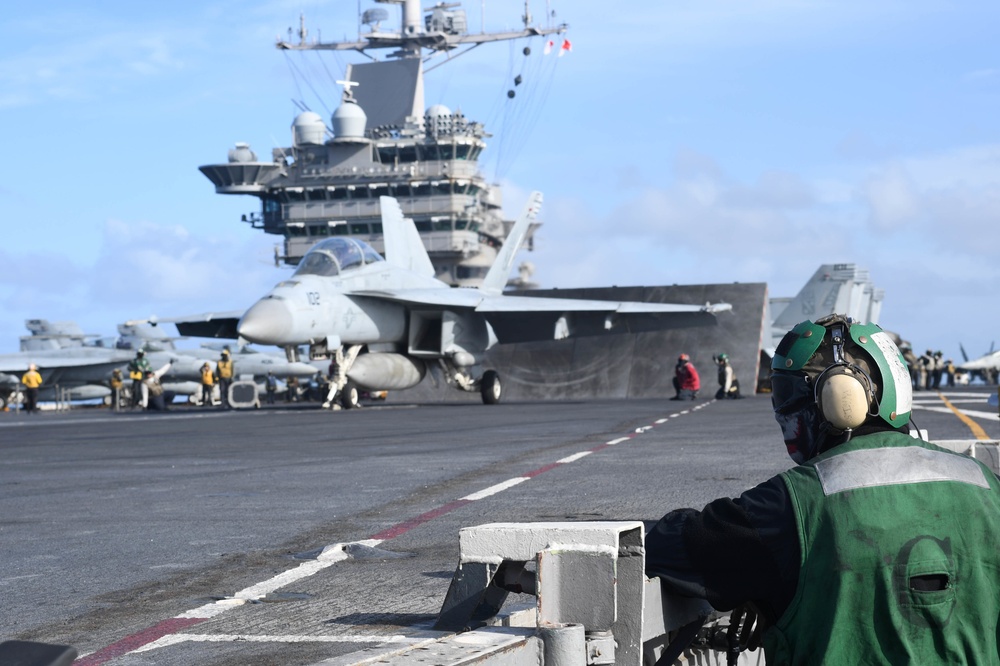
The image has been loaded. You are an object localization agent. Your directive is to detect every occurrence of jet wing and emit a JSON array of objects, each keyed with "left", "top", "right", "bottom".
[
  {"left": 0, "top": 354, "right": 123, "bottom": 375},
  {"left": 0, "top": 354, "right": 128, "bottom": 386},
  {"left": 128, "top": 311, "right": 244, "bottom": 339},
  {"left": 353, "top": 290, "right": 729, "bottom": 344},
  {"left": 479, "top": 295, "right": 728, "bottom": 343}
]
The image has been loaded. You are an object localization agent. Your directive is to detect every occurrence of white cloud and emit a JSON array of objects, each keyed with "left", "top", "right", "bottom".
[
  {"left": 0, "top": 218, "right": 288, "bottom": 353},
  {"left": 524, "top": 140, "right": 1000, "bottom": 359},
  {"left": 861, "top": 164, "right": 922, "bottom": 231}
]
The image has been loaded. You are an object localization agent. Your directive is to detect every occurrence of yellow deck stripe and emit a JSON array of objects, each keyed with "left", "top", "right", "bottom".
[{"left": 938, "top": 392, "right": 990, "bottom": 440}]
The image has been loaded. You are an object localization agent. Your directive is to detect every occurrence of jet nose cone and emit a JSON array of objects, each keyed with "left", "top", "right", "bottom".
[{"left": 238, "top": 298, "right": 295, "bottom": 345}]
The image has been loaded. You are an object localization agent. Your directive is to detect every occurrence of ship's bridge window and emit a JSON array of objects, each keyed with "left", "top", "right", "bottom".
[
  {"left": 286, "top": 225, "right": 307, "bottom": 237},
  {"left": 350, "top": 223, "right": 370, "bottom": 234},
  {"left": 456, "top": 265, "right": 486, "bottom": 280},
  {"left": 293, "top": 238, "right": 383, "bottom": 277},
  {"left": 454, "top": 144, "right": 471, "bottom": 160},
  {"left": 399, "top": 146, "right": 417, "bottom": 163}
]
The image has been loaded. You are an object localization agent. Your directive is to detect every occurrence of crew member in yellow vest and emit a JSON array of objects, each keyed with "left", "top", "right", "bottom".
[
  {"left": 21, "top": 363, "right": 43, "bottom": 413},
  {"left": 199, "top": 362, "right": 215, "bottom": 407},
  {"left": 109, "top": 368, "right": 124, "bottom": 412},
  {"left": 216, "top": 349, "right": 234, "bottom": 409}
]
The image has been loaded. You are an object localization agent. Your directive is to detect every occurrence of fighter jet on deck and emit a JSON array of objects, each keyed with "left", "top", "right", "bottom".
[
  {"left": 958, "top": 344, "right": 1000, "bottom": 381},
  {"left": 171, "top": 193, "right": 730, "bottom": 407}
]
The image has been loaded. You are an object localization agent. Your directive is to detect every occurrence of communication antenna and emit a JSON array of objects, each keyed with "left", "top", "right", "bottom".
[{"left": 336, "top": 78, "right": 360, "bottom": 102}]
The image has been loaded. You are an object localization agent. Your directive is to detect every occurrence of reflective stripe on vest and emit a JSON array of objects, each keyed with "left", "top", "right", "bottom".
[{"left": 814, "top": 445, "right": 989, "bottom": 495}]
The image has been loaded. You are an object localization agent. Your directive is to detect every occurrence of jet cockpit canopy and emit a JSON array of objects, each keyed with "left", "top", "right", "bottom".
[{"left": 293, "top": 238, "right": 384, "bottom": 277}]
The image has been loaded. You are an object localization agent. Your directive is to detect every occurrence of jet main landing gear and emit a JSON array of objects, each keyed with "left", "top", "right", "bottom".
[{"left": 480, "top": 370, "right": 502, "bottom": 405}]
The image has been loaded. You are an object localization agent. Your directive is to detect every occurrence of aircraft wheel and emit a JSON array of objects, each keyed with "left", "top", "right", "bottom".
[
  {"left": 480, "top": 370, "right": 502, "bottom": 405},
  {"left": 340, "top": 381, "right": 360, "bottom": 410}
]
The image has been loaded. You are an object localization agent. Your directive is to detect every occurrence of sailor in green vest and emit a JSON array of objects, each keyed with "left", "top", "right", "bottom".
[{"left": 645, "top": 314, "right": 1000, "bottom": 665}]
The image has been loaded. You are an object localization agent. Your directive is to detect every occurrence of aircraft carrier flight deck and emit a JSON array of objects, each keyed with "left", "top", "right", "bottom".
[{"left": 2, "top": 389, "right": 997, "bottom": 665}]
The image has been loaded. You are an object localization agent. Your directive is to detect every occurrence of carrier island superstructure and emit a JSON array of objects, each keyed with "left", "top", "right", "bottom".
[{"left": 198, "top": 1, "right": 567, "bottom": 286}]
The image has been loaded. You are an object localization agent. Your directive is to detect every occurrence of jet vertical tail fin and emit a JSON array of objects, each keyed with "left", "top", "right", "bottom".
[
  {"left": 380, "top": 196, "right": 436, "bottom": 278},
  {"left": 117, "top": 322, "right": 179, "bottom": 352},
  {"left": 480, "top": 191, "right": 543, "bottom": 296}
]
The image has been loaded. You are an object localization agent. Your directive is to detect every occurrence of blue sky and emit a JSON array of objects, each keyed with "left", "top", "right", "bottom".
[{"left": 3, "top": 1, "right": 999, "bottom": 363}]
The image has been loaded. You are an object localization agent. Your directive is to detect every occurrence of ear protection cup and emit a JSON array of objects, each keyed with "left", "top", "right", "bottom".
[{"left": 816, "top": 367, "right": 872, "bottom": 430}]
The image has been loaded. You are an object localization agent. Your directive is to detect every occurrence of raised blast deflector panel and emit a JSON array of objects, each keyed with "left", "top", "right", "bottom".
[{"left": 392, "top": 282, "right": 768, "bottom": 401}]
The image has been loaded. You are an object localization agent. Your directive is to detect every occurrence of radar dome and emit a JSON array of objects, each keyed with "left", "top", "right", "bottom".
[
  {"left": 332, "top": 100, "right": 367, "bottom": 139},
  {"left": 227, "top": 142, "right": 257, "bottom": 163},
  {"left": 426, "top": 104, "right": 452, "bottom": 119},
  {"left": 292, "top": 111, "right": 326, "bottom": 146}
]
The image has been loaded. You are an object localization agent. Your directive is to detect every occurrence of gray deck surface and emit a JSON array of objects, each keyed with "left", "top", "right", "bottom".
[{"left": 2, "top": 386, "right": 995, "bottom": 665}]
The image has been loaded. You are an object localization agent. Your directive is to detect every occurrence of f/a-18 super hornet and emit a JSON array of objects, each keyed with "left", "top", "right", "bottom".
[
  {"left": 957, "top": 343, "right": 999, "bottom": 383},
  {"left": 171, "top": 193, "right": 730, "bottom": 408}
]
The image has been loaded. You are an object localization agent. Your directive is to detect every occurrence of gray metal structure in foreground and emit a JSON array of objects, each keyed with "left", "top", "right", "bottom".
[{"left": 319, "top": 522, "right": 760, "bottom": 666}]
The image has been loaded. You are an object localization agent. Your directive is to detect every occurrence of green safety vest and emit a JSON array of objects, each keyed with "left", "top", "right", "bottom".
[{"left": 765, "top": 432, "right": 1000, "bottom": 665}]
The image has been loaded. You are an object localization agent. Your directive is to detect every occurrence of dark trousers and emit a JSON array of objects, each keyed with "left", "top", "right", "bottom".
[
  {"left": 24, "top": 388, "right": 39, "bottom": 412},
  {"left": 218, "top": 378, "right": 231, "bottom": 408}
]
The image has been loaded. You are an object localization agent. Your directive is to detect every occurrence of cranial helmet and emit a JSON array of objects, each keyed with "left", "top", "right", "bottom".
[
  {"left": 717, "top": 353, "right": 728, "bottom": 363},
  {"left": 770, "top": 314, "right": 912, "bottom": 463},
  {"left": 678, "top": 353, "right": 690, "bottom": 362}
]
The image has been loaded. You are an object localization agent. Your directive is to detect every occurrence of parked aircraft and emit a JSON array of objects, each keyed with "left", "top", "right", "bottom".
[
  {"left": 110, "top": 322, "right": 319, "bottom": 404},
  {"left": 766, "top": 263, "right": 884, "bottom": 356},
  {"left": 169, "top": 193, "right": 730, "bottom": 407},
  {"left": 756, "top": 263, "right": 886, "bottom": 391},
  {"left": 0, "top": 347, "right": 128, "bottom": 409},
  {"left": 118, "top": 322, "right": 319, "bottom": 381},
  {"left": 2, "top": 320, "right": 317, "bottom": 409},
  {"left": 958, "top": 343, "right": 1000, "bottom": 382}
]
